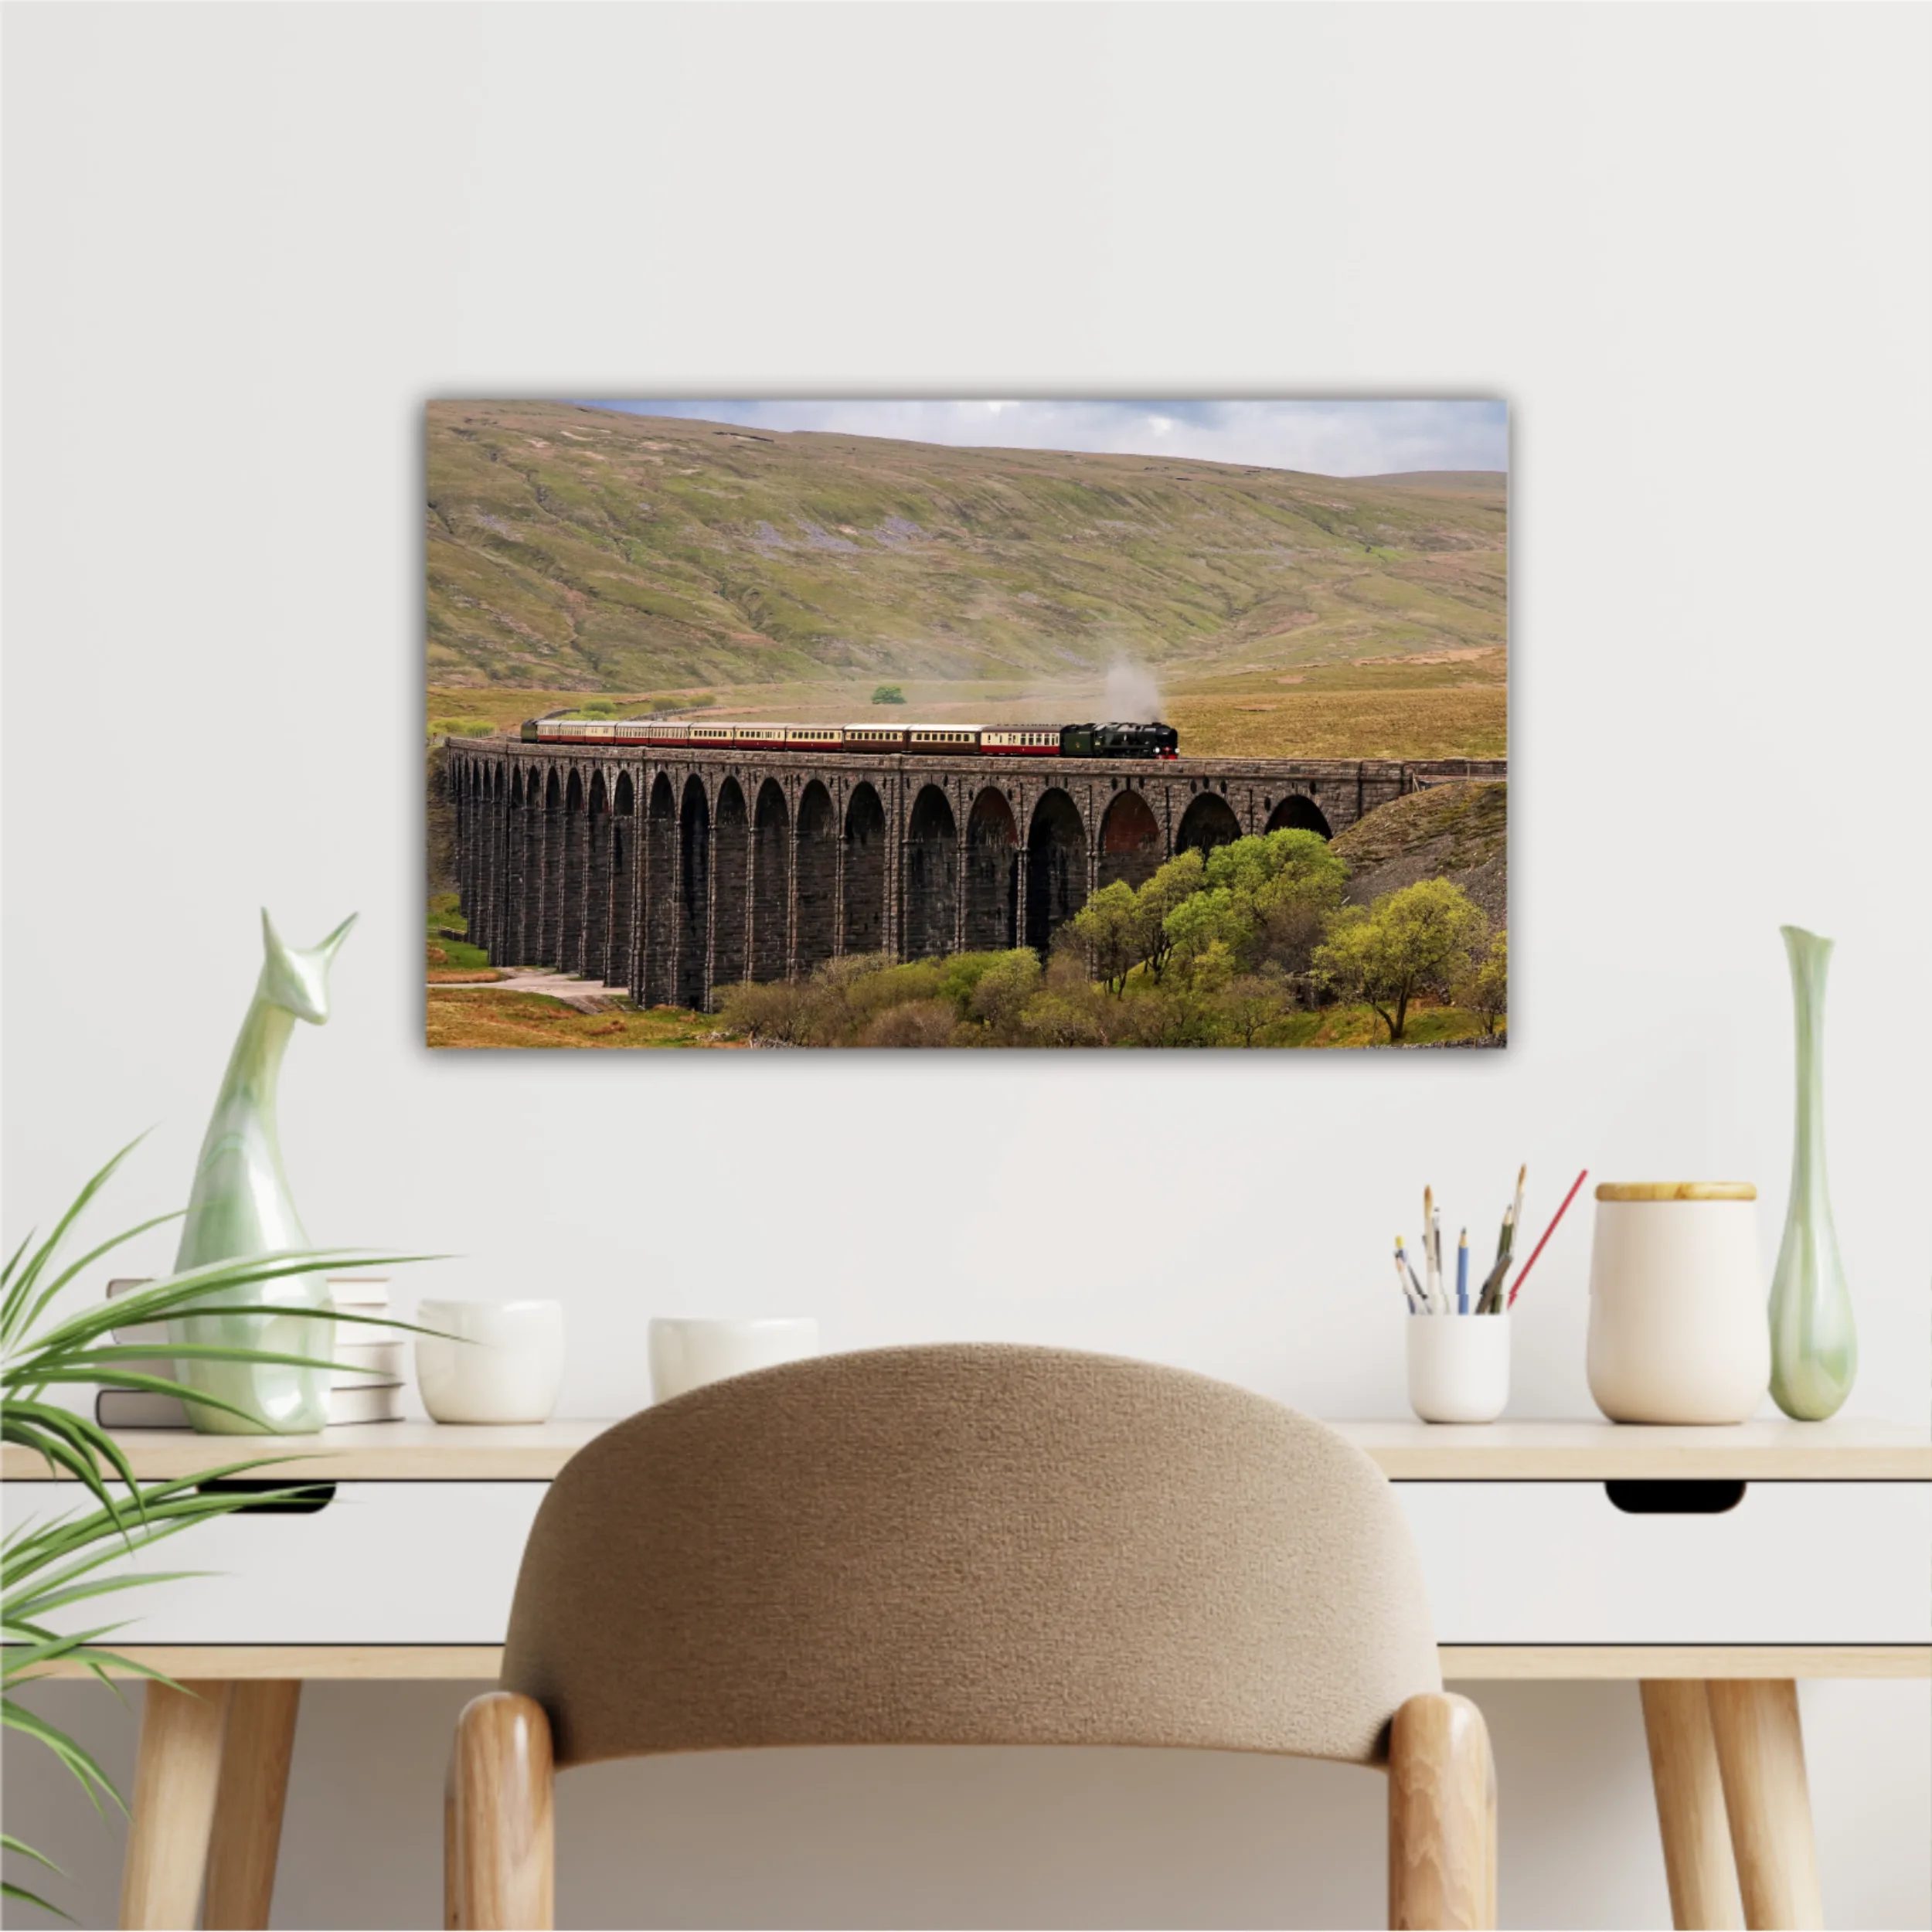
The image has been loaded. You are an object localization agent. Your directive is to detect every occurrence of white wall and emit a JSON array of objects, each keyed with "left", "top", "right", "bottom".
[{"left": 3, "top": 5, "right": 1927, "bottom": 1927}]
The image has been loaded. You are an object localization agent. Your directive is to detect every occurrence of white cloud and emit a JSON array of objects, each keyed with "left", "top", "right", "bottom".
[{"left": 592, "top": 397, "right": 1506, "bottom": 476}]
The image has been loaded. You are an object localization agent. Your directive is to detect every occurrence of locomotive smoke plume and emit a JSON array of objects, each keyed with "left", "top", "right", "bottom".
[{"left": 1103, "top": 658, "right": 1163, "bottom": 721}]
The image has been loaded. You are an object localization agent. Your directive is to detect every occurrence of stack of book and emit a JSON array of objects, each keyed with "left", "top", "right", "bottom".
[{"left": 95, "top": 1276, "right": 407, "bottom": 1429}]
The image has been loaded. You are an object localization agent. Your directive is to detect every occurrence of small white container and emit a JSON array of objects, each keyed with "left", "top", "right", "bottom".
[
  {"left": 648, "top": 1317, "right": 819, "bottom": 1403},
  {"left": 1587, "top": 1182, "right": 1767, "bottom": 1424},
  {"left": 416, "top": 1299, "right": 565, "bottom": 1424},
  {"left": 1406, "top": 1315, "right": 1511, "bottom": 1423}
]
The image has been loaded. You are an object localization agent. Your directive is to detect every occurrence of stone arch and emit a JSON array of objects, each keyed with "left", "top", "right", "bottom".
[
  {"left": 1098, "top": 789, "right": 1162, "bottom": 892},
  {"left": 903, "top": 784, "right": 959, "bottom": 961},
  {"left": 536, "top": 767, "right": 564, "bottom": 966},
  {"left": 1266, "top": 794, "right": 1333, "bottom": 839},
  {"left": 842, "top": 781, "right": 887, "bottom": 956},
  {"left": 676, "top": 774, "right": 711, "bottom": 1008},
  {"left": 964, "top": 787, "right": 1019, "bottom": 951},
  {"left": 560, "top": 770, "right": 590, "bottom": 973},
  {"left": 1025, "top": 787, "right": 1088, "bottom": 954},
  {"left": 582, "top": 772, "right": 611, "bottom": 981},
  {"left": 712, "top": 777, "right": 750, "bottom": 993},
  {"left": 643, "top": 772, "right": 677, "bottom": 1004},
  {"left": 1176, "top": 791, "right": 1242, "bottom": 859},
  {"left": 796, "top": 781, "right": 837, "bottom": 975},
  {"left": 751, "top": 779, "right": 791, "bottom": 982},
  {"left": 608, "top": 772, "right": 637, "bottom": 991}
]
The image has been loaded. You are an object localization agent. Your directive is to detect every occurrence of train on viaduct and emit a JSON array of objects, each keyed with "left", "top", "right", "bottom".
[{"left": 438, "top": 737, "right": 1505, "bottom": 1012}]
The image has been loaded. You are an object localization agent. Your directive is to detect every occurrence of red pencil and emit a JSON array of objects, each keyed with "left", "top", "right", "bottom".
[{"left": 1507, "top": 1168, "right": 1589, "bottom": 1307}]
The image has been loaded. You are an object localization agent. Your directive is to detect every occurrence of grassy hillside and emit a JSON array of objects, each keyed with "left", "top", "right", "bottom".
[
  {"left": 1332, "top": 780, "right": 1508, "bottom": 927},
  {"left": 426, "top": 402, "right": 1505, "bottom": 696}
]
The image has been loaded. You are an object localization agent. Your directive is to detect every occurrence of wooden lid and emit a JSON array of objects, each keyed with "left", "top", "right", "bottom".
[{"left": 1594, "top": 1182, "right": 1757, "bottom": 1202}]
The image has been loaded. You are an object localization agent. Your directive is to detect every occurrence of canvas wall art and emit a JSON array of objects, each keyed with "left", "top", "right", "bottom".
[{"left": 427, "top": 399, "right": 1507, "bottom": 1049}]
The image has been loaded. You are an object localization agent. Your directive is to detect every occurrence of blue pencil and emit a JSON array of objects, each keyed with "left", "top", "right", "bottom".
[{"left": 1455, "top": 1229, "right": 1470, "bottom": 1315}]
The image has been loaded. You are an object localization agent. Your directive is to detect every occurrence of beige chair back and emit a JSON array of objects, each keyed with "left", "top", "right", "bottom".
[{"left": 501, "top": 1344, "right": 1440, "bottom": 1770}]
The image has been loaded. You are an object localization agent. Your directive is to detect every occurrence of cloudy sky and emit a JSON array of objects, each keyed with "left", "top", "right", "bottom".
[{"left": 594, "top": 399, "right": 1506, "bottom": 477}]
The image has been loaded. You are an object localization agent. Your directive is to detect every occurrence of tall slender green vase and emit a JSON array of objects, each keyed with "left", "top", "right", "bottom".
[
  {"left": 1767, "top": 925, "right": 1857, "bottom": 1420},
  {"left": 168, "top": 910, "right": 355, "bottom": 1434}
]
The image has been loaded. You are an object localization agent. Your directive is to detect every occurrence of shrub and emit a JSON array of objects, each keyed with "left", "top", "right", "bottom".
[
  {"left": 871, "top": 684, "right": 906, "bottom": 705},
  {"left": 859, "top": 1000, "right": 960, "bottom": 1046}
]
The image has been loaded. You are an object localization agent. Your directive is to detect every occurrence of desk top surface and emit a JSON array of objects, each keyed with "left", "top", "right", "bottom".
[{"left": 5, "top": 1417, "right": 1926, "bottom": 1482}]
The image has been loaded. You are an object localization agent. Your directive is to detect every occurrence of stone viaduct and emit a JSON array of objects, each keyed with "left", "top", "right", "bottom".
[{"left": 440, "top": 739, "right": 1505, "bottom": 1012}]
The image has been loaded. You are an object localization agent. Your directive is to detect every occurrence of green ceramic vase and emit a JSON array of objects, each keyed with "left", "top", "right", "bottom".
[
  {"left": 1767, "top": 926, "right": 1857, "bottom": 1420},
  {"left": 168, "top": 912, "right": 355, "bottom": 1434}
]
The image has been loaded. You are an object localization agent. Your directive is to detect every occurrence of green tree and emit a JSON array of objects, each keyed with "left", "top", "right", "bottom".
[
  {"left": 968, "top": 949, "right": 1043, "bottom": 1037},
  {"left": 871, "top": 684, "right": 906, "bottom": 705},
  {"left": 1134, "top": 848, "right": 1206, "bottom": 981},
  {"left": 1454, "top": 929, "right": 1509, "bottom": 1036},
  {"left": 1315, "top": 879, "right": 1488, "bottom": 1043},
  {"left": 1067, "top": 881, "right": 1144, "bottom": 993}
]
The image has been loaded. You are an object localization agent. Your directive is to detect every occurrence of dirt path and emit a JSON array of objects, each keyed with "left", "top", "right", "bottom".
[{"left": 427, "top": 970, "right": 627, "bottom": 1011}]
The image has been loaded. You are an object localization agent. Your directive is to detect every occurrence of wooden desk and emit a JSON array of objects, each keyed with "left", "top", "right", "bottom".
[{"left": 6, "top": 1418, "right": 1927, "bottom": 1930}]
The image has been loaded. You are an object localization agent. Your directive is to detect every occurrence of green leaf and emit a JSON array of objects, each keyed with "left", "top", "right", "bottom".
[
  {"left": 0, "top": 1136, "right": 150, "bottom": 1349},
  {"left": 1, "top": 1702, "right": 125, "bottom": 1817},
  {"left": 1, "top": 1835, "right": 66, "bottom": 1877},
  {"left": 2, "top": 1875, "right": 77, "bottom": 1923},
  {"left": 11, "top": 1210, "right": 186, "bottom": 1352}
]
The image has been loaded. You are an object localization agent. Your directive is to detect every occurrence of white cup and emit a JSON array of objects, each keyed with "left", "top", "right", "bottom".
[
  {"left": 416, "top": 1299, "right": 565, "bottom": 1424},
  {"left": 648, "top": 1317, "right": 819, "bottom": 1404},
  {"left": 1406, "top": 1315, "right": 1510, "bottom": 1424}
]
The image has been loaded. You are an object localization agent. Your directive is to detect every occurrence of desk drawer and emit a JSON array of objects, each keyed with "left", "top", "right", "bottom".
[
  {"left": 2, "top": 1481, "right": 543, "bottom": 1645},
  {"left": 1397, "top": 1481, "right": 1932, "bottom": 1645}
]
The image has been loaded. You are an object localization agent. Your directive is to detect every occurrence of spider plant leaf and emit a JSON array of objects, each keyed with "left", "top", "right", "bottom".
[
  {"left": 2, "top": 1874, "right": 76, "bottom": 1923},
  {"left": 52, "top": 1343, "right": 388, "bottom": 1375},
  {"left": 1, "top": 1834, "right": 66, "bottom": 1877},
  {"left": 0, "top": 1417, "right": 126, "bottom": 1528},
  {"left": 11, "top": 1211, "right": 187, "bottom": 1349},
  {"left": 11, "top": 1573, "right": 209, "bottom": 1624},
  {"left": 0, "top": 1622, "right": 135, "bottom": 1674},
  {"left": 0, "top": 1136, "right": 150, "bottom": 1348},
  {"left": 33, "top": 1248, "right": 437, "bottom": 1353},
  {"left": 2, "top": 1406, "right": 145, "bottom": 1521},
  {"left": 1, "top": 1702, "right": 125, "bottom": 1816},
  {"left": 1, "top": 1230, "right": 36, "bottom": 1294}
]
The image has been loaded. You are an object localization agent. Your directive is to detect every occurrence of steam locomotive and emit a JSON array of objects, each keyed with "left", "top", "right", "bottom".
[{"left": 518, "top": 717, "right": 1180, "bottom": 759}]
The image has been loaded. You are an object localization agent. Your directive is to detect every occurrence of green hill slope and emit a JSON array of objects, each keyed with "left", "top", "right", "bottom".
[{"left": 426, "top": 403, "right": 1505, "bottom": 692}]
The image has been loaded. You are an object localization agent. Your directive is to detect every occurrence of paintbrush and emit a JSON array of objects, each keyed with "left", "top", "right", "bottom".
[{"left": 1508, "top": 1168, "right": 1589, "bottom": 1308}]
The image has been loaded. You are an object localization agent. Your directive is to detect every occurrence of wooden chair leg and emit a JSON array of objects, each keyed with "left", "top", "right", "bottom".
[
  {"left": 451, "top": 1691, "right": 554, "bottom": 1931},
  {"left": 1389, "top": 1690, "right": 1497, "bottom": 1930},
  {"left": 119, "top": 1679, "right": 233, "bottom": 1930},
  {"left": 203, "top": 1679, "right": 301, "bottom": 1930},
  {"left": 445, "top": 1744, "right": 464, "bottom": 1930},
  {"left": 1641, "top": 1680, "right": 1743, "bottom": 1930},
  {"left": 1707, "top": 1680, "right": 1823, "bottom": 1931}
]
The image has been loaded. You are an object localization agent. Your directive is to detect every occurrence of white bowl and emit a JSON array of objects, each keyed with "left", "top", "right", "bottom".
[
  {"left": 416, "top": 1299, "right": 565, "bottom": 1424},
  {"left": 648, "top": 1317, "right": 819, "bottom": 1403}
]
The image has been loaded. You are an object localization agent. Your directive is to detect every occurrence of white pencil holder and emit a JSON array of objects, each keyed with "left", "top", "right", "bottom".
[{"left": 1406, "top": 1315, "right": 1511, "bottom": 1423}]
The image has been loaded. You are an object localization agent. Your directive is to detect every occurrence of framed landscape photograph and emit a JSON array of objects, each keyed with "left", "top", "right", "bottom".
[{"left": 427, "top": 399, "right": 1506, "bottom": 1049}]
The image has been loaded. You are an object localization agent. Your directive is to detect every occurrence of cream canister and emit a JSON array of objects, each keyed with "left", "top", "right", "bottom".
[{"left": 1587, "top": 1182, "right": 1768, "bottom": 1423}]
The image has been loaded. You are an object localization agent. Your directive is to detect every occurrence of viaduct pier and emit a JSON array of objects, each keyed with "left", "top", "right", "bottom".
[{"left": 440, "top": 738, "right": 1505, "bottom": 1012}]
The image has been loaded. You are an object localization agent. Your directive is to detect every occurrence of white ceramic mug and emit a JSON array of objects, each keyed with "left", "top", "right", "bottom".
[
  {"left": 1406, "top": 1315, "right": 1510, "bottom": 1423},
  {"left": 416, "top": 1299, "right": 565, "bottom": 1424},
  {"left": 648, "top": 1317, "right": 819, "bottom": 1403}
]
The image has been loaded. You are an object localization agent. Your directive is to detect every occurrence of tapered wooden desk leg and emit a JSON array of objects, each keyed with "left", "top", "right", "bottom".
[
  {"left": 203, "top": 1680, "right": 301, "bottom": 1930},
  {"left": 1707, "top": 1679, "right": 1823, "bottom": 1931},
  {"left": 1389, "top": 1691, "right": 1497, "bottom": 1930},
  {"left": 1641, "top": 1681, "right": 1744, "bottom": 1930},
  {"left": 120, "top": 1680, "right": 233, "bottom": 1930}
]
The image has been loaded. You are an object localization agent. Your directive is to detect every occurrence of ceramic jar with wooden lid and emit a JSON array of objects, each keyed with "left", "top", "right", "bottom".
[{"left": 1587, "top": 1182, "right": 1769, "bottom": 1423}]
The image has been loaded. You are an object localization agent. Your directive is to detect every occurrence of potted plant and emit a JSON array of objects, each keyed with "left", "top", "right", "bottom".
[{"left": 2, "top": 1138, "right": 427, "bottom": 1920}]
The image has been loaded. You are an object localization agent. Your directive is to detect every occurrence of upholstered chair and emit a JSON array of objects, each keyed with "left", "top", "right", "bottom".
[{"left": 446, "top": 1345, "right": 1495, "bottom": 1930}]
